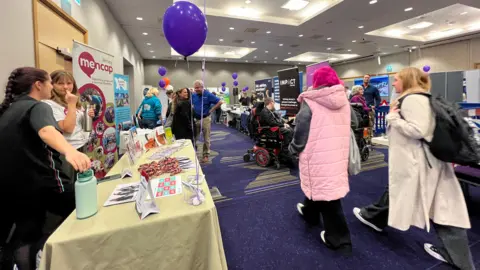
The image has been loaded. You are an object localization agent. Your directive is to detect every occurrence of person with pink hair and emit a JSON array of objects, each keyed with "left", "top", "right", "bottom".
[{"left": 289, "top": 66, "right": 355, "bottom": 253}]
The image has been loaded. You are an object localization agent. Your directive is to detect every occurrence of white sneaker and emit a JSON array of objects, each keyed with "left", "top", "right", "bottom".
[
  {"left": 353, "top": 207, "right": 383, "bottom": 232},
  {"left": 424, "top": 243, "right": 447, "bottom": 263},
  {"left": 296, "top": 203, "right": 304, "bottom": 216},
  {"left": 36, "top": 249, "right": 43, "bottom": 269},
  {"left": 320, "top": 231, "right": 326, "bottom": 244}
]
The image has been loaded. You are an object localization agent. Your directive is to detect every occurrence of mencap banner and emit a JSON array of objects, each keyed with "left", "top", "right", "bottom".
[
  {"left": 278, "top": 67, "right": 300, "bottom": 115},
  {"left": 306, "top": 61, "right": 329, "bottom": 88},
  {"left": 73, "top": 41, "right": 118, "bottom": 179}
]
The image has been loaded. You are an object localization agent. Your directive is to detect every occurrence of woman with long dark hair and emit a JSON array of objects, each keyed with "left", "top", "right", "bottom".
[
  {"left": 171, "top": 88, "right": 194, "bottom": 142},
  {"left": 43, "top": 70, "right": 94, "bottom": 182},
  {"left": 0, "top": 67, "right": 90, "bottom": 270}
]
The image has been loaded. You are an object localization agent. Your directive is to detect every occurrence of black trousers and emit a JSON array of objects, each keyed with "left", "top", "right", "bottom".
[
  {"left": 360, "top": 188, "right": 474, "bottom": 270},
  {"left": 302, "top": 197, "right": 352, "bottom": 250},
  {"left": 2, "top": 186, "right": 75, "bottom": 270}
]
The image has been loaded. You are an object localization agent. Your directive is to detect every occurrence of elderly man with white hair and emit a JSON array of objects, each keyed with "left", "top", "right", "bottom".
[{"left": 192, "top": 80, "right": 223, "bottom": 163}]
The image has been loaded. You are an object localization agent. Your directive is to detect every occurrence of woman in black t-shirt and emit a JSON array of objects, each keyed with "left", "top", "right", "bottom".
[{"left": 0, "top": 67, "right": 91, "bottom": 270}]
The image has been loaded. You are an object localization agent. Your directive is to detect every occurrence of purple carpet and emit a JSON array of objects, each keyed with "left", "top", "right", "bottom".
[{"left": 204, "top": 124, "right": 480, "bottom": 269}]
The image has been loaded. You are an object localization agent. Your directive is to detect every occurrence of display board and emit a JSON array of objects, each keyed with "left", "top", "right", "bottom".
[
  {"left": 278, "top": 67, "right": 300, "bottom": 115},
  {"left": 114, "top": 74, "right": 131, "bottom": 143},
  {"left": 73, "top": 41, "right": 118, "bottom": 179},
  {"left": 306, "top": 61, "right": 329, "bottom": 88},
  {"left": 354, "top": 75, "right": 389, "bottom": 97},
  {"left": 254, "top": 78, "right": 273, "bottom": 100}
]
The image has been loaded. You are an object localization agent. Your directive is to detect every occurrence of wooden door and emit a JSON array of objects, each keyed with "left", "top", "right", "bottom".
[{"left": 33, "top": 0, "right": 87, "bottom": 73}]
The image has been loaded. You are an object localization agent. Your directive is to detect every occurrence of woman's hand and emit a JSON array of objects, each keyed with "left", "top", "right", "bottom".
[
  {"left": 88, "top": 108, "right": 95, "bottom": 118},
  {"left": 389, "top": 105, "right": 400, "bottom": 114},
  {"left": 65, "top": 91, "right": 78, "bottom": 105}
]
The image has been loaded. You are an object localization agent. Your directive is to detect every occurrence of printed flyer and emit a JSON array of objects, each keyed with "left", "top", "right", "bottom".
[
  {"left": 73, "top": 41, "right": 118, "bottom": 179},
  {"left": 114, "top": 74, "right": 131, "bottom": 143}
]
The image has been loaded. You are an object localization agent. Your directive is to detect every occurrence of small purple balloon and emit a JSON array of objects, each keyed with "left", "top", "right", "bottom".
[
  {"left": 221, "top": 87, "right": 226, "bottom": 92},
  {"left": 221, "top": 82, "right": 226, "bottom": 87},
  {"left": 232, "top": 73, "right": 238, "bottom": 80},
  {"left": 245, "top": 86, "right": 249, "bottom": 91},
  {"left": 158, "top": 66, "right": 167, "bottom": 76},
  {"left": 158, "top": 79, "right": 166, "bottom": 88},
  {"left": 423, "top": 65, "right": 431, "bottom": 72},
  {"left": 163, "top": 1, "right": 208, "bottom": 57},
  {"left": 233, "top": 80, "right": 238, "bottom": 86}
]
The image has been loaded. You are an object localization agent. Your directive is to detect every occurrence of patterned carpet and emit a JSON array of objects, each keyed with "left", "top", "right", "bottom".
[{"left": 200, "top": 123, "right": 479, "bottom": 270}]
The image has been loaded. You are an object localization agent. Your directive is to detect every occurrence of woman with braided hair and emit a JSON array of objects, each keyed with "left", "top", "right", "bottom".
[{"left": 0, "top": 67, "right": 90, "bottom": 270}]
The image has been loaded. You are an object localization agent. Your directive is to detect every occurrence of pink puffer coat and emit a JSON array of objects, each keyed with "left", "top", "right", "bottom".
[{"left": 298, "top": 84, "right": 351, "bottom": 201}]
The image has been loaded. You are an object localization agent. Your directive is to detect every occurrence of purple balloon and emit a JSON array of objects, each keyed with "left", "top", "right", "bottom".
[
  {"left": 158, "top": 66, "right": 167, "bottom": 76},
  {"left": 233, "top": 80, "right": 238, "bottom": 86},
  {"left": 423, "top": 65, "right": 431, "bottom": 72},
  {"left": 221, "top": 87, "right": 226, "bottom": 92},
  {"left": 221, "top": 82, "right": 226, "bottom": 87},
  {"left": 245, "top": 86, "right": 249, "bottom": 91},
  {"left": 158, "top": 79, "right": 166, "bottom": 88},
  {"left": 232, "top": 73, "right": 238, "bottom": 80},
  {"left": 163, "top": 1, "right": 208, "bottom": 57}
]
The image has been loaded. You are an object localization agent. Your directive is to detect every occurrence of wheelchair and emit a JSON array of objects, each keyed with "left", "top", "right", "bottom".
[
  {"left": 243, "top": 102, "right": 284, "bottom": 169},
  {"left": 351, "top": 103, "right": 373, "bottom": 162}
]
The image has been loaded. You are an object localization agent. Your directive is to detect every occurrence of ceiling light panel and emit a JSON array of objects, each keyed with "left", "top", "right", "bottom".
[
  {"left": 366, "top": 4, "right": 480, "bottom": 42},
  {"left": 281, "top": 0, "right": 310, "bottom": 11},
  {"left": 285, "top": 51, "right": 359, "bottom": 63},
  {"left": 170, "top": 45, "right": 257, "bottom": 59},
  {"left": 202, "top": 0, "right": 343, "bottom": 26}
]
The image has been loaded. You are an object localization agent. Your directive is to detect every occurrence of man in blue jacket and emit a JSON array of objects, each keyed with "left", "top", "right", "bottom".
[
  {"left": 192, "top": 80, "right": 223, "bottom": 163},
  {"left": 362, "top": 74, "right": 381, "bottom": 108}
]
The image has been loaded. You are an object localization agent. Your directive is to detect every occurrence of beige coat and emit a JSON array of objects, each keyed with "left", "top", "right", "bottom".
[{"left": 386, "top": 93, "right": 470, "bottom": 232}]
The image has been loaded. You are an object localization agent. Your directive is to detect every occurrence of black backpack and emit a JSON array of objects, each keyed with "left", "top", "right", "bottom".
[{"left": 398, "top": 93, "right": 480, "bottom": 166}]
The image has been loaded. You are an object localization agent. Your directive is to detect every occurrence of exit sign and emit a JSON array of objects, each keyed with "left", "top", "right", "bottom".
[{"left": 74, "top": 0, "right": 80, "bottom": 5}]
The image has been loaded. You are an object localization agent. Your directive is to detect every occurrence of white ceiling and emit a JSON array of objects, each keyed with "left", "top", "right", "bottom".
[{"left": 104, "top": 0, "right": 480, "bottom": 65}]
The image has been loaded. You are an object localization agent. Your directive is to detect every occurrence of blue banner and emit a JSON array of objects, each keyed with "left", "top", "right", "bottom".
[
  {"left": 354, "top": 75, "right": 390, "bottom": 97},
  {"left": 254, "top": 78, "right": 273, "bottom": 100},
  {"left": 114, "top": 74, "right": 131, "bottom": 145}
]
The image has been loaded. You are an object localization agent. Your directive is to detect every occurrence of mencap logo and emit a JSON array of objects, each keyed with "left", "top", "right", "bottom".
[{"left": 78, "top": 51, "right": 113, "bottom": 78}]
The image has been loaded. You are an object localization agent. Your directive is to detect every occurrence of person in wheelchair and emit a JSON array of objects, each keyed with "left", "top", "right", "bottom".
[{"left": 258, "top": 97, "right": 293, "bottom": 145}]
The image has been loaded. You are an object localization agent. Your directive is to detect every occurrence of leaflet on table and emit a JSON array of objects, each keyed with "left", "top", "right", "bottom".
[
  {"left": 128, "top": 126, "right": 144, "bottom": 158},
  {"left": 147, "top": 176, "right": 183, "bottom": 199},
  {"left": 104, "top": 182, "right": 139, "bottom": 206},
  {"left": 136, "top": 174, "right": 159, "bottom": 220}
]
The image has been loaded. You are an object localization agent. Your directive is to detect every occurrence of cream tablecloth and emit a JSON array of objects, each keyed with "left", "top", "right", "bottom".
[{"left": 39, "top": 141, "right": 227, "bottom": 270}]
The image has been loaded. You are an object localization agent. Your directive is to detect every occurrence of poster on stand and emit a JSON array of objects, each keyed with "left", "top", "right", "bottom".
[
  {"left": 254, "top": 78, "right": 273, "bottom": 100},
  {"left": 114, "top": 74, "right": 131, "bottom": 143},
  {"left": 278, "top": 67, "right": 300, "bottom": 115},
  {"left": 306, "top": 61, "right": 330, "bottom": 88},
  {"left": 273, "top": 76, "right": 280, "bottom": 110},
  {"left": 354, "top": 75, "right": 389, "bottom": 97},
  {"left": 73, "top": 41, "right": 117, "bottom": 179}
]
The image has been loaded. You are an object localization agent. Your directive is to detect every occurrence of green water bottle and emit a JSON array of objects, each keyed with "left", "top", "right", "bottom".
[{"left": 75, "top": 169, "right": 98, "bottom": 219}]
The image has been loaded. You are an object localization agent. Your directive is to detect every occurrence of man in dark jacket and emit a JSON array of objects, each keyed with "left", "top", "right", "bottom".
[{"left": 259, "top": 98, "right": 293, "bottom": 144}]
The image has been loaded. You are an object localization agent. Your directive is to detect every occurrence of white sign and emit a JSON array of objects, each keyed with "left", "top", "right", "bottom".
[{"left": 135, "top": 175, "right": 160, "bottom": 220}]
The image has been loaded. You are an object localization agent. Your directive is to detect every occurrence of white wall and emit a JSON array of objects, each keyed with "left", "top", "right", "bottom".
[
  {"left": 0, "top": 0, "right": 36, "bottom": 99},
  {"left": 0, "top": 0, "right": 144, "bottom": 111},
  {"left": 333, "top": 37, "right": 480, "bottom": 79},
  {"left": 52, "top": 0, "right": 144, "bottom": 111}
]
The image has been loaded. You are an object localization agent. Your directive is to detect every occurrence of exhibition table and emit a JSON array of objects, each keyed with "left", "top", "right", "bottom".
[{"left": 39, "top": 142, "right": 227, "bottom": 270}]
